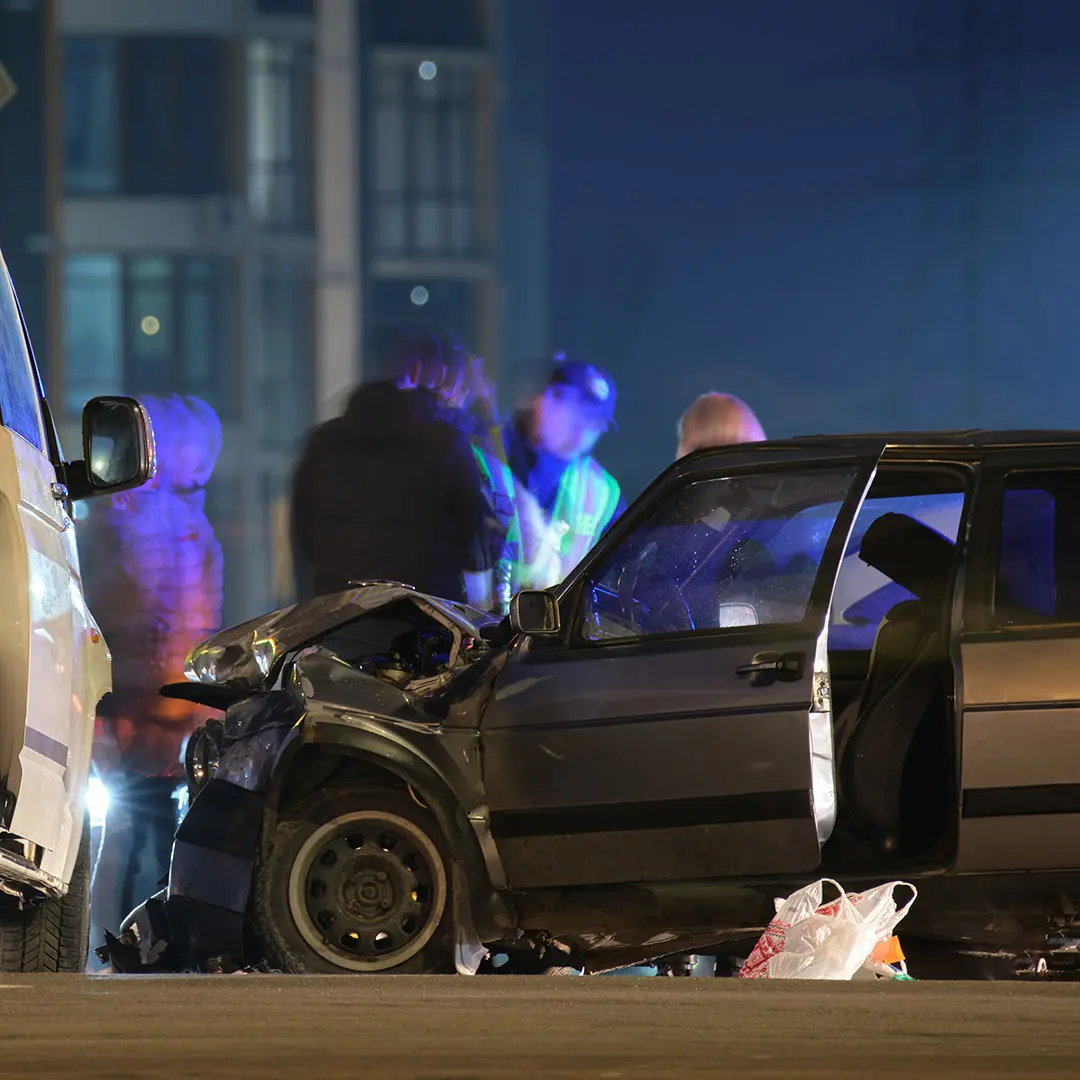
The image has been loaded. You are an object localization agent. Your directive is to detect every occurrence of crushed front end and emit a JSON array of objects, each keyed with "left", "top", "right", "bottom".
[
  {"left": 99, "top": 583, "right": 502, "bottom": 974},
  {"left": 100, "top": 687, "right": 302, "bottom": 972}
]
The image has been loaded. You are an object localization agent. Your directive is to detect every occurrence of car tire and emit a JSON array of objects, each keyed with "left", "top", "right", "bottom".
[
  {"left": 0, "top": 818, "right": 91, "bottom": 973},
  {"left": 253, "top": 784, "right": 455, "bottom": 974}
]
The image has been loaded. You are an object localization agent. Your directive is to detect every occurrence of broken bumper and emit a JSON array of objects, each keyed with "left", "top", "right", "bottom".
[{"left": 101, "top": 701, "right": 297, "bottom": 972}]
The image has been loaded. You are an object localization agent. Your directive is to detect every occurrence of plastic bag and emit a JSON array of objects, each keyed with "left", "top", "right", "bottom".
[
  {"left": 738, "top": 878, "right": 917, "bottom": 980},
  {"left": 861, "top": 935, "right": 912, "bottom": 980}
]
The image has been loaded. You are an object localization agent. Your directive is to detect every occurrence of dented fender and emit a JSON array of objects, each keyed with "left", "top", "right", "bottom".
[{"left": 296, "top": 700, "right": 514, "bottom": 939}]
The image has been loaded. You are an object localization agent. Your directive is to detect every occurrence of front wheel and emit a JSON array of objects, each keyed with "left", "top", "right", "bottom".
[
  {"left": 253, "top": 786, "right": 454, "bottom": 974},
  {"left": 0, "top": 818, "right": 91, "bottom": 973}
]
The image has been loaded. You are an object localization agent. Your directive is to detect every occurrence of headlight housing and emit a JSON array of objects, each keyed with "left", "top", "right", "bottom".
[
  {"left": 184, "top": 613, "right": 285, "bottom": 689},
  {"left": 182, "top": 692, "right": 302, "bottom": 799},
  {"left": 184, "top": 721, "right": 223, "bottom": 796}
]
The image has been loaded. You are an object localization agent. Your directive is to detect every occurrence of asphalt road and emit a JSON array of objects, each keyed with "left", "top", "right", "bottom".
[{"left": 0, "top": 975, "right": 1075, "bottom": 1078}]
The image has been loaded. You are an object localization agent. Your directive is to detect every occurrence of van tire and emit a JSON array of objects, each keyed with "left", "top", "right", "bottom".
[{"left": 0, "top": 818, "right": 91, "bottom": 973}]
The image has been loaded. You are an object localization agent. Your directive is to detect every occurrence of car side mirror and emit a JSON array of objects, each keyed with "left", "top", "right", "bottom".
[
  {"left": 65, "top": 395, "right": 156, "bottom": 501},
  {"left": 509, "top": 590, "right": 561, "bottom": 637}
]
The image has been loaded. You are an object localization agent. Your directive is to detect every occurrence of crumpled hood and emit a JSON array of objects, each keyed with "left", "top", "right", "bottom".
[{"left": 185, "top": 582, "right": 499, "bottom": 692}]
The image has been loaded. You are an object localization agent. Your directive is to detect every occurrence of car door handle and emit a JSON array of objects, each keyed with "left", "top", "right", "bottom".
[
  {"left": 51, "top": 482, "right": 69, "bottom": 502},
  {"left": 736, "top": 655, "right": 785, "bottom": 675},
  {"left": 736, "top": 651, "right": 805, "bottom": 686}
]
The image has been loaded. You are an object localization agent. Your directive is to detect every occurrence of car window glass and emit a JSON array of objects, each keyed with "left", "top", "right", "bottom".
[
  {"left": 829, "top": 490, "right": 965, "bottom": 651},
  {"left": 0, "top": 256, "right": 46, "bottom": 452},
  {"left": 580, "top": 466, "right": 859, "bottom": 642},
  {"left": 996, "top": 469, "right": 1080, "bottom": 627}
]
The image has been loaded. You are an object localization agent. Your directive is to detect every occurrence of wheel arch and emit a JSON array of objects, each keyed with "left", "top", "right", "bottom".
[{"left": 265, "top": 724, "right": 514, "bottom": 943}]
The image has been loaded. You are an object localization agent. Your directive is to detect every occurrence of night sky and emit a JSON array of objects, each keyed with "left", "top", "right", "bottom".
[{"left": 550, "top": 0, "right": 1080, "bottom": 498}]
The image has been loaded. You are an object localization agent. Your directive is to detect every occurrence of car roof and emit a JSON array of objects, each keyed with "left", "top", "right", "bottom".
[
  {"left": 794, "top": 429, "right": 1080, "bottom": 448},
  {"left": 687, "top": 430, "right": 1080, "bottom": 455},
  {"left": 665, "top": 431, "right": 1080, "bottom": 489}
]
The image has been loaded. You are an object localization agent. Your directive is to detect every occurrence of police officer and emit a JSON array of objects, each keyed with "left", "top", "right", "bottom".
[{"left": 502, "top": 355, "right": 625, "bottom": 590}]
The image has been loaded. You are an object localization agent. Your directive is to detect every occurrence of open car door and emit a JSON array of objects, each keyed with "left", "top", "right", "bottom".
[{"left": 482, "top": 443, "right": 884, "bottom": 889}]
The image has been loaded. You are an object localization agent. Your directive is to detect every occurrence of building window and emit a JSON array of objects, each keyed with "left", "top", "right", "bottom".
[
  {"left": 204, "top": 473, "right": 247, "bottom": 627},
  {"left": 370, "top": 0, "right": 485, "bottom": 49},
  {"left": 366, "top": 279, "right": 477, "bottom": 379},
  {"left": 371, "top": 61, "right": 479, "bottom": 258},
  {"left": 62, "top": 39, "right": 119, "bottom": 194},
  {"left": 62, "top": 254, "right": 234, "bottom": 418},
  {"left": 62, "top": 36, "right": 231, "bottom": 198},
  {"left": 262, "top": 467, "right": 295, "bottom": 611},
  {"left": 248, "top": 39, "right": 315, "bottom": 230},
  {"left": 62, "top": 255, "right": 122, "bottom": 415},
  {"left": 257, "top": 256, "right": 315, "bottom": 448}
]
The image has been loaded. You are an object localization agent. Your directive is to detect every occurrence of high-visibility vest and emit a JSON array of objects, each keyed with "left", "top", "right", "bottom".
[{"left": 522, "top": 456, "right": 621, "bottom": 591}]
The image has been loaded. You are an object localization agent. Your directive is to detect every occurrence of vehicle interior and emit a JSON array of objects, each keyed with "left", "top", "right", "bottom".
[{"left": 824, "top": 467, "right": 969, "bottom": 868}]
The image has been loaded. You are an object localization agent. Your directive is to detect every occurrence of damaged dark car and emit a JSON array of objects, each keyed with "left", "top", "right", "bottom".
[{"left": 104, "top": 432, "right": 1080, "bottom": 978}]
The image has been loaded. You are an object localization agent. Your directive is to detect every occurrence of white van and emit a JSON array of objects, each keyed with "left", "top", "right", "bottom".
[{"left": 0, "top": 247, "right": 153, "bottom": 970}]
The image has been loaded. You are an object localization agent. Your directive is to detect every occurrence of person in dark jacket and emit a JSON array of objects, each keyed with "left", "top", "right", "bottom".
[{"left": 291, "top": 328, "right": 494, "bottom": 606}]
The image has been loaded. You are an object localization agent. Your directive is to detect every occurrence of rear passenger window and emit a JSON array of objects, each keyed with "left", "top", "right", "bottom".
[
  {"left": 996, "top": 470, "right": 1080, "bottom": 626},
  {"left": 0, "top": 256, "right": 46, "bottom": 452}
]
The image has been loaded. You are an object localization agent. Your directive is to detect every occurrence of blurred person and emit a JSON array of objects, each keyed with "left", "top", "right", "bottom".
[
  {"left": 454, "top": 352, "right": 522, "bottom": 615},
  {"left": 417, "top": 330, "right": 520, "bottom": 614},
  {"left": 83, "top": 394, "right": 225, "bottom": 956},
  {"left": 290, "top": 326, "right": 497, "bottom": 610},
  {"left": 675, "top": 392, "right": 766, "bottom": 459},
  {"left": 502, "top": 354, "right": 625, "bottom": 590}
]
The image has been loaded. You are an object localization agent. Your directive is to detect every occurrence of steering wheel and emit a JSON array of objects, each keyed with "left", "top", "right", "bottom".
[{"left": 615, "top": 541, "right": 695, "bottom": 635}]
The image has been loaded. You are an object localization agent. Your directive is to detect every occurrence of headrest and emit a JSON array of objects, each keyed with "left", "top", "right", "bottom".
[{"left": 858, "top": 512, "right": 955, "bottom": 603}]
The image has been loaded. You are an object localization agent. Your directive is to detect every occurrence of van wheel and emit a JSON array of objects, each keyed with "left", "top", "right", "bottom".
[
  {"left": 0, "top": 818, "right": 91, "bottom": 973},
  {"left": 254, "top": 786, "right": 454, "bottom": 974}
]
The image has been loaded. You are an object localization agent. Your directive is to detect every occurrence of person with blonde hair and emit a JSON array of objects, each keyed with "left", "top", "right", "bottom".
[{"left": 675, "top": 392, "right": 766, "bottom": 459}]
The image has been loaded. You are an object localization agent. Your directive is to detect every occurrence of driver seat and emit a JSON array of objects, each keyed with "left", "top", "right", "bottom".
[{"left": 835, "top": 513, "right": 957, "bottom": 854}]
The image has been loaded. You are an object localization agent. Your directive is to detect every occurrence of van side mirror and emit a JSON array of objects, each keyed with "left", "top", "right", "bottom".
[
  {"left": 65, "top": 396, "right": 156, "bottom": 501},
  {"left": 509, "top": 590, "right": 561, "bottom": 637}
]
